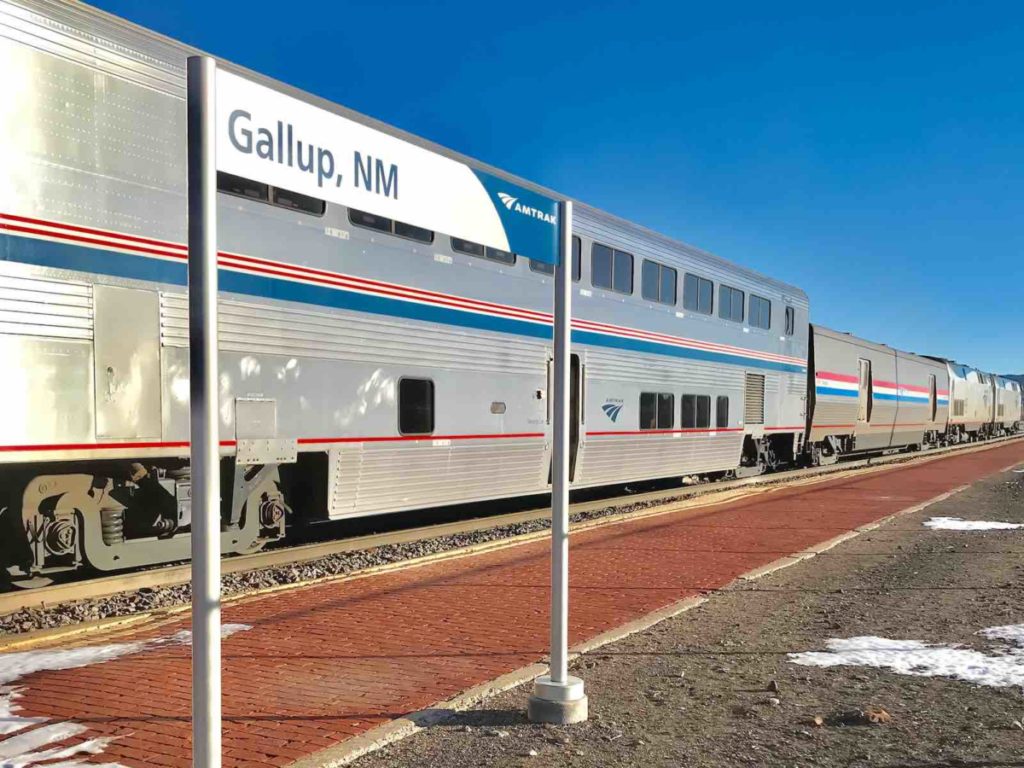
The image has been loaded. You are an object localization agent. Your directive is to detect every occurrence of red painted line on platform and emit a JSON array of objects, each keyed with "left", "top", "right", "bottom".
[{"left": 4, "top": 440, "right": 1022, "bottom": 768}]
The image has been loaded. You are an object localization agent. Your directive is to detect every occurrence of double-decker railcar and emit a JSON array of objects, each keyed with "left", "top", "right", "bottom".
[
  {"left": 805, "top": 327, "right": 948, "bottom": 462},
  {"left": 0, "top": 0, "right": 809, "bottom": 582}
]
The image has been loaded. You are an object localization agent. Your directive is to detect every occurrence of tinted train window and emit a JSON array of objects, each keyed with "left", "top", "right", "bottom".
[
  {"left": 572, "top": 236, "right": 582, "bottom": 281},
  {"left": 349, "top": 208, "right": 392, "bottom": 232},
  {"left": 785, "top": 306, "right": 796, "bottom": 335},
  {"left": 394, "top": 220, "right": 434, "bottom": 243},
  {"left": 452, "top": 237, "right": 517, "bottom": 265},
  {"left": 719, "top": 285, "right": 744, "bottom": 323},
  {"left": 271, "top": 187, "right": 326, "bottom": 215},
  {"left": 218, "top": 172, "right": 269, "bottom": 201},
  {"left": 451, "top": 237, "right": 485, "bottom": 257},
  {"left": 641, "top": 260, "right": 677, "bottom": 305},
  {"left": 640, "top": 392, "right": 674, "bottom": 430},
  {"left": 592, "top": 242, "right": 633, "bottom": 294},
  {"left": 683, "top": 273, "right": 714, "bottom": 315},
  {"left": 749, "top": 294, "right": 771, "bottom": 329},
  {"left": 530, "top": 259, "right": 554, "bottom": 275},
  {"left": 485, "top": 246, "right": 516, "bottom": 265},
  {"left": 681, "top": 395, "right": 711, "bottom": 429},
  {"left": 398, "top": 378, "right": 434, "bottom": 435},
  {"left": 716, "top": 396, "right": 729, "bottom": 428}
]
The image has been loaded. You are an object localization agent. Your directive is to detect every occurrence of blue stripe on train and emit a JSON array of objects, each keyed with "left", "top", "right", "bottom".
[
  {"left": 816, "top": 386, "right": 931, "bottom": 404},
  {"left": 815, "top": 386, "right": 857, "bottom": 398},
  {"left": 0, "top": 233, "right": 806, "bottom": 374}
]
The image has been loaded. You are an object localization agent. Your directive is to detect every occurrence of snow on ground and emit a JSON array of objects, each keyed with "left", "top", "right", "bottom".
[
  {"left": 789, "top": 624, "right": 1024, "bottom": 690},
  {"left": 923, "top": 516, "right": 1023, "bottom": 530},
  {"left": 0, "top": 623, "right": 250, "bottom": 767}
]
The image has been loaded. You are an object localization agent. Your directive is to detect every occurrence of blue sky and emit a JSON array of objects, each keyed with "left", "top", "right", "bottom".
[{"left": 98, "top": 0, "right": 1023, "bottom": 373}]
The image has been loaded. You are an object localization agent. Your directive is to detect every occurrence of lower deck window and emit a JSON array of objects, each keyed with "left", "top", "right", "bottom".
[
  {"left": 640, "top": 392, "right": 674, "bottom": 430},
  {"left": 399, "top": 378, "right": 435, "bottom": 435},
  {"left": 682, "top": 394, "right": 711, "bottom": 429}
]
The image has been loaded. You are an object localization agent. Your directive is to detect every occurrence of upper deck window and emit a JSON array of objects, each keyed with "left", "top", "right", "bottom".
[
  {"left": 641, "top": 260, "right": 677, "bottom": 305},
  {"left": 218, "top": 172, "right": 326, "bottom": 217},
  {"left": 218, "top": 172, "right": 268, "bottom": 202},
  {"left": 719, "top": 285, "right": 745, "bottom": 323},
  {"left": 450, "top": 237, "right": 517, "bottom": 265},
  {"left": 393, "top": 220, "right": 434, "bottom": 243},
  {"left": 682, "top": 273, "right": 713, "bottom": 315},
  {"left": 572, "top": 236, "right": 581, "bottom": 282},
  {"left": 591, "top": 243, "right": 633, "bottom": 294},
  {"left": 749, "top": 294, "right": 771, "bottom": 330},
  {"left": 272, "top": 187, "right": 327, "bottom": 216},
  {"left": 349, "top": 208, "right": 434, "bottom": 243},
  {"left": 530, "top": 259, "right": 554, "bottom": 275},
  {"left": 784, "top": 306, "right": 796, "bottom": 335}
]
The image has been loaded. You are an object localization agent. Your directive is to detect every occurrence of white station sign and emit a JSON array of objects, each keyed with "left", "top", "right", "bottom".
[{"left": 215, "top": 70, "right": 560, "bottom": 263}]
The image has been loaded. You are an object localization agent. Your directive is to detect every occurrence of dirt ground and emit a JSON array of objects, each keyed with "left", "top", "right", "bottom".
[{"left": 355, "top": 465, "right": 1024, "bottom": 768}]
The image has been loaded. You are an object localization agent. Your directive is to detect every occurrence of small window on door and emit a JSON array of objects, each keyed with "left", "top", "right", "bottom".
[
  {"left": 858, "top": 359, "right": 873, "bottom": 422},
  {"left": 716, "top": 396, "right": 729, "bottom": 428},
  {"left": 928, "top": 374, "right": 937, "bottom": 422},
  {"left": 784, "top": 306, "right": 796, "bottom": 336},
  {"left": 398, "top": 378, "right": 434, "bottom": 435}
]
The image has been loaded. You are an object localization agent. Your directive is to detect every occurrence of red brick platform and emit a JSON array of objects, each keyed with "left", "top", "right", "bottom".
[{"left": 2, "top": 442, "right": 1022, "bottom": 768}]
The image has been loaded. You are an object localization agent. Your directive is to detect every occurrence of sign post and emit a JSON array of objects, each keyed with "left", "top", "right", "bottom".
[
  {"left": 185, "top": 56, "right": 573, "bottom": 753},
  {"left": 186, "top": 54, "right": 222, "bottom": 768},
  {"left": 528, "top": 200, "right": 588, "bottom": 724}
]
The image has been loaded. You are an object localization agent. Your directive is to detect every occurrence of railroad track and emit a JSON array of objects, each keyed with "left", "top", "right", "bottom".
[{"left": 2, "top": 434, "right": 1022, "bottom": 618}]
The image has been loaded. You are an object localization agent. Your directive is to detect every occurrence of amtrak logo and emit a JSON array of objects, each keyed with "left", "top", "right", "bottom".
[
  {"left": 497, "top": 192, "right": 557, "bottom": 225},
  {"left": 601, "top": 401, "right": 624, "bottom": 422}
]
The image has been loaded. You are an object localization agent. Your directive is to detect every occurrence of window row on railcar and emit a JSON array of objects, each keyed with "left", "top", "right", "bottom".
[
  {"left": 217, "top": 171, "right": 799, "bottom": 337},
  {"left": 638, "top": 391, "right": 731, "bottom": 431}
]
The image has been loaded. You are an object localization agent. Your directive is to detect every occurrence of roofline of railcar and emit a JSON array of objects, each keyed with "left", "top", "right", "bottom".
[
  {"left": 8, "top": 0, "right": 808, "bottom": 303},
  {"left": 812, "top": 325, "right": 948, "bottom": 370}
]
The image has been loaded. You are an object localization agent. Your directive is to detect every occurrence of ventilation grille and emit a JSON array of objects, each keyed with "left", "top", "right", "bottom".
[
  {"left": 0, "top": 274, "right": 93, "bottom": 340},
  {"left": 744, "top": 373, "right": 765, "bottom": 425}
]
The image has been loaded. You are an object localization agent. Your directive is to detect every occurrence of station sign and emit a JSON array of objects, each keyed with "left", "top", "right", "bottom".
[{"left": 215, "top": 70, "right": 560, "bottom": 264}]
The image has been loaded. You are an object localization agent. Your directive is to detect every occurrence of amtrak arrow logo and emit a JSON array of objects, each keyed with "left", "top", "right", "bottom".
[
  {"left": 601, "top": 403, "right": 623, "bottom": 422},
  {"left": 496, "top": 191, "right": 557, "bottom": 224}
]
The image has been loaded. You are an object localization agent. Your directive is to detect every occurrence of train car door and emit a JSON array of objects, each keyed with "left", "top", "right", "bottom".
[
  {"left": 570, "top": 354, "right": 581, "bottom": 481},
  {"left": 547, "top": 353, "right": 582, "bottom": 483}
]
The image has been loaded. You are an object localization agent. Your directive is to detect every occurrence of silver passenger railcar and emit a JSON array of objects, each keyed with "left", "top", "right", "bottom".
[
  {"left": 806, "top": 326, "right": 949, "bottom": 462},
  {"left": 0, "top": 0, "right": 809, "bottom": 582}
]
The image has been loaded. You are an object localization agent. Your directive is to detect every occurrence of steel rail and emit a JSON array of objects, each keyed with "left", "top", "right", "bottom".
[{"left": 2, "top": 434, "right": 1021, "bottom": 618}]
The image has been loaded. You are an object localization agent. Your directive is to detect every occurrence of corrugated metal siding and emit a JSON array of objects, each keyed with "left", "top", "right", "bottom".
[
  {"left": 584, "top": 349, "right": 745, "bottom": 389},
  {"left": 328, "top": 439, "right": 547, "bottom": 518},
  {"left": 0, "top": 273, "right": 92, "bottom": 339},
  {"left": 160, "top": 293, "right": 542, "bottom": 375},
  {"left": 576, "top": 434, "right": 741, "bottom": 486}
]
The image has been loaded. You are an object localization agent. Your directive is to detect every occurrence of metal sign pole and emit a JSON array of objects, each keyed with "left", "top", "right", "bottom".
[
  {"left": 528, "top": 199, "right": 588, "bottom": 724},
  {"left": 186, "top": 54, "right": 222, "bottom": 768}
]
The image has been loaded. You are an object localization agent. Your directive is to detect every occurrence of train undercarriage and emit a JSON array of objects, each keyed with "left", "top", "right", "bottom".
[{"left": 1, "top": 459, "right": 289, "bottom": 588}]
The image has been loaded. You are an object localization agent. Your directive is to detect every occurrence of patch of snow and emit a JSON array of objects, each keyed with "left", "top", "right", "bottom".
[
  {"left": 0, "top": 622, "right": 251, "bottom": 766},
  {"left": 923, "top": 516, "right": 1022, "bottom": 530},
  {"left": 789, "top": 624, "right": 1024, "bottom": 690}
]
